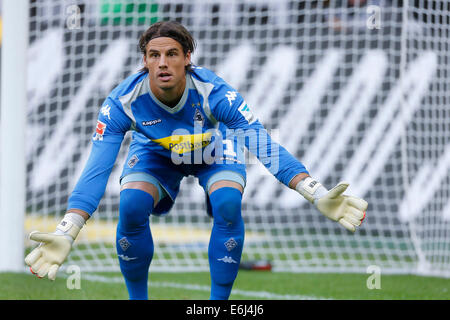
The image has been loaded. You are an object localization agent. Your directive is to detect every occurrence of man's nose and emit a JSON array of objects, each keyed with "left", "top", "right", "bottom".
[{"left": 159, "top": 55, "right": 168, "bottom": 68}]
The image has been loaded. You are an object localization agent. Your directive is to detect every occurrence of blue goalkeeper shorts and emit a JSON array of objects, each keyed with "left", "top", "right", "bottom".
[{"left": 119, "top": 140, "right": 246, "bottom": 216}]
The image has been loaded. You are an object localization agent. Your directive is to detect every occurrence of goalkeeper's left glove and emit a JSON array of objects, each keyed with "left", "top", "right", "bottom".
[{"left": 295, "top": 177, "right": 368, "bottom": 232}]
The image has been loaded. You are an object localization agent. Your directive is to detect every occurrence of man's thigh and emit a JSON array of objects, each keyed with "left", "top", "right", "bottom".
[
  {"left": 120, "top": 181, "right": 160, "bottom": 207},
  {"left": 120, "top": 142, "right": 185, "bottom": 215},
  {"left": 197, "top": 163, "right": 246, "bottom": 195},
  {"left": 208, "top": 180, "right": 243, "bottom": 195}
]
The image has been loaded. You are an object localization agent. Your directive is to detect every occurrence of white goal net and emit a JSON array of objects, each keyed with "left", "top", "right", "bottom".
[{"left": 19, "top": 0, "right": 450, "bottom": 277}]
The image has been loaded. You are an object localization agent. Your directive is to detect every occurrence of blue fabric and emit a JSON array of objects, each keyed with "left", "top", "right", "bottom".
[
  {"left": 67, "top": 67, "right": 308, "bottom": 216},
  {"left": 116, "top": 189, "right": 154, "bottom": 300},
  {"left": 120, "top": 140, "right": 246, "bottom": 215},
  {"left": 120, "top": 172, "right": 167, "bottom": 203},
  {"left": 208, "top": 187, "right": 244, "bottom": 300},
  {"left": 205, "top": 170, "right": 245, "bottom": 191},
  {"left": 67, "top": 140, "right": 122, "bottom": 215}
]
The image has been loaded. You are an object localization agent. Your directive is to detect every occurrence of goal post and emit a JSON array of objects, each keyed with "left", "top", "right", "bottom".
[
  {"left": 0, "top": 0, "right": 29, "bottom": 272},
  {"left": 4, "top": 0, "right": 449, "bottom": 277}
]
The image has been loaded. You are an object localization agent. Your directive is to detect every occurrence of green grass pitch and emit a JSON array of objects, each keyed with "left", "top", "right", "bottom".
[{"left": 0, "top": 271, "right": 449, "bottom": 300}]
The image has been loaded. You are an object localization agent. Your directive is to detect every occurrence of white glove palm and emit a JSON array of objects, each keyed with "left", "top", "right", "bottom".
[
  {"left": 25, "top": 232, "right": 73, "bottom": 280},
  {"left": 25, "top": 213, "right": 84, "bottom": 280},
  {"left": 296, "top": 178, "right": 368, "bottom": 232},
  {"left": 315, "top": 182, "right": 367, "bottom": 232}
]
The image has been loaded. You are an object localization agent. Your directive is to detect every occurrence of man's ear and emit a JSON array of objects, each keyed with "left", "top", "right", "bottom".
[
  {"left": 143, "top": 54, "right": 147, "bottom": 67},
  {"left": 185, "top": 50, "right": 192, "bottom": 67}
]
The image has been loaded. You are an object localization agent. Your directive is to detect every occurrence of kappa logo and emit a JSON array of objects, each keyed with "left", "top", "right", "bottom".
[
  {"left": 225, "top": 91, "right": 237, "bottom": 106},
  {"left": 100, "top": 105, "right": 111, "bottom": 120},
  {"left": 217, "top": 256, "right": 238, "bottom": 264},
  {"left": 142, "top": 119, "right": 162, "bottom": 126},
  {"left": 118, "top": 254, "right": 138, "bottom": 261}
]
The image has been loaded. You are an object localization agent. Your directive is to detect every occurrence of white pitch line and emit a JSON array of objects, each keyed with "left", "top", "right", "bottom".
[{"left": 81, "top": 273, "right": 330, "bottom": 300}]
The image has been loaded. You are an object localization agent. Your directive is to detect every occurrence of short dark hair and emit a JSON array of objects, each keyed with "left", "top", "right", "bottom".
[{"left": 139, "top": 21, "right": 196, "bottom": 73}]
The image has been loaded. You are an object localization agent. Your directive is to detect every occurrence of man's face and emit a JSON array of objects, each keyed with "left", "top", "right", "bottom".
[{"left": 144, "top": 37, "right": 191, "bottom": 98}]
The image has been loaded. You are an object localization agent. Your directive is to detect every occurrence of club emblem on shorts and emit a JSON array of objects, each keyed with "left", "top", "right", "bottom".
[
  {"left": 127, "top": 154, "right": 139, "bottom": 168},
  {"left": 224, "top": 238, "right": 238, "bottom": 252},
  {"left": 118, "top": 237, "right": 131, "bottom": 251},
  {"left": 193, "top": 108, "right": 204, "bottom": 126}
]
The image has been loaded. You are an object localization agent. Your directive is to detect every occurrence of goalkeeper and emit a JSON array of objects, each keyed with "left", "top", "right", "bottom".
[{"left": 25, "top": 21, "right": 367, "bottom": 300}]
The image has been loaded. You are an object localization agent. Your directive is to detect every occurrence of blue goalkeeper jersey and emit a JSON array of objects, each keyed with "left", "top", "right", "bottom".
[{"left": 67, "top": 66, "right": 308, "bottom": 215}]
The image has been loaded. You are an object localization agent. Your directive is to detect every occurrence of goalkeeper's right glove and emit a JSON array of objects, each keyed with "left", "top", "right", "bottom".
[
  {"left": 25, "top": 212, "right": 85, "bottom": 280},
  {"left": 295, "top": 177, "right": 368, "bottom": 232}
]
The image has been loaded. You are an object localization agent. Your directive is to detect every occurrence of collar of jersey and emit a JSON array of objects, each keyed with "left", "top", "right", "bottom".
[{"left": 146, "top": 73, "right": 191, "bottom": 114}]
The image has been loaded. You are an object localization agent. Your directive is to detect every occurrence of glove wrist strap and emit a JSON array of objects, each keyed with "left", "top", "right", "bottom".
[
  {"left": 55, "top": 213, "right": 84, "bottom": 242},
  {"left": 295, "top": 177, "right": 328, "bottom": 204}
]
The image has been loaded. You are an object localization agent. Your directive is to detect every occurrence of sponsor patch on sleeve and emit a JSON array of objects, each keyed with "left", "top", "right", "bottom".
[
  {"left": 93, "top": 120, "right": 107, "bottom": 141},
  {"left": 238, "top": 101, "right": 256, "bottom": 124}
]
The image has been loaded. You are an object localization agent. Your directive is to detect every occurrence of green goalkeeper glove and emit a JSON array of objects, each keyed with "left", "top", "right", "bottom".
[
  {"left": 296, "top": 177, "right": 368, "bottom": 232},
  {"left": 25, "top": 213, "right": 84, "bottom": 280}
]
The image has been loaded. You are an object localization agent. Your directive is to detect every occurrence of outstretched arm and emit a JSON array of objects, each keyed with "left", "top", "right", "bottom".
[
  {"left": 243, "top": 127, "right": 367, "bottom": 232},
  {"left": 25, "top": 98, "right": 129, "bottom": 280},
  {"left": 25, "top": 136, "right": 124, "bottom": 279},
  {"left": 211, "top": 86, "right": 367, "bottom": 232}
]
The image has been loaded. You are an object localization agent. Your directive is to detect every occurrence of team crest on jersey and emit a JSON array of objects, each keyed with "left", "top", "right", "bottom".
[
  {"left": 193, "top": 109, "right": 204, "bottom": 126},
  {"left": 93, "top": 120, "right": 107, "bottom": 141}
]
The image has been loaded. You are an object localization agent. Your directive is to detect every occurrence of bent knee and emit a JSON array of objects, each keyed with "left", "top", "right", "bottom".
[
  {"left": 119, "top": 188, "right": 155, "bottom": 230},
  {"left": 209, "top": 187, "right": 243, "bottom": 225}
]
